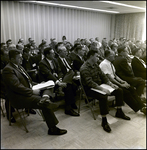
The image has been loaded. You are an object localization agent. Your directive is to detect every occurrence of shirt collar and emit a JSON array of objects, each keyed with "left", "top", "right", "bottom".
[{"left": 104, "top": 59, "right": 111, "bottom": 64}]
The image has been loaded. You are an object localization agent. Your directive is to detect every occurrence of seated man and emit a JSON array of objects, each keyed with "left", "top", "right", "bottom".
[
  {"left": 72, "top": 45, "right": 85, "bottom": 72},
  {"left": 2, "top": 49, "right": 67, "bottom": 135},
  {"left": 80, "top": 50, "right": 130, "bottom": 133},
  {"left": 113, "top": 45, "right": 145, "bottom": 99},
  {"left": 99, "top": 50, "right": 146, "bottom": 115},
  {"left": 39, "top": 47, "right": 80, "bottom": 116},
  {"left": 131, "top": 47, "right": 146, "bottom": 80}
]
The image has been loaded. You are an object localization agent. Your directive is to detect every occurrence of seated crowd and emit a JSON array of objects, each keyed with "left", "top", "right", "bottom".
[{"left": 0, "top": 35, "right": 146, "bottom": 134}]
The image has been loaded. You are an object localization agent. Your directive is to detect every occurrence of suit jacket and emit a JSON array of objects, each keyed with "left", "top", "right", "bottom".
[
  {"left": 73, "top": 55, "right": 84, "bottom": 72},
  {"left": 67, "top": 51, "right": 78, "bottom": 64},
  {"left": 113, "top": 55, "right": 135, "bottom": 82},
  {"left": 56, "top": 57, "right": 74, "bottom": 76},
  {"left": 39, "top": 57, "right": 63, "bottom": 82},
  {"left": 2, "top": 62, "right": 40, "bottom": 108},
  {"left": 131, "top": 56, "right": 146, "bottom": 79},
  {"left": 56, "top": 57, "right": 76, "bottom": 84}
]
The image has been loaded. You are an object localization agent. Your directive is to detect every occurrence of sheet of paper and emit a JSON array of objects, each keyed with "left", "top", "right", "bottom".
[{"left": 32, "top": 80, "right": 55, "bottom": 90}]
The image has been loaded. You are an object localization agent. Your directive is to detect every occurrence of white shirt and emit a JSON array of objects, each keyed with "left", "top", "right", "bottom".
[
  {"left": 99, "top": 59, "right": 115, "bottom": 78},
  {"left": 46, "top": 58, "right": 54, "bottom": 69}
]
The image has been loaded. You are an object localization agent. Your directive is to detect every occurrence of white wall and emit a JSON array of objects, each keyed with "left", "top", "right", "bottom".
[{"left": 1, "top": 1, "right": 114, "bottom": 45}]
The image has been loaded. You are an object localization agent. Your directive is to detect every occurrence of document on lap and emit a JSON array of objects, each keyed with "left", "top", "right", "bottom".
[
  {"left": 32, "top": 80, "right": 55, "bottom": 90},
  {"left": 91, "top": 84, "right": 115, "bottom": 95}
]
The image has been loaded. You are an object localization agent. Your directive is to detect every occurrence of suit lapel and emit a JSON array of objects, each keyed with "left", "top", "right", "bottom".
[{"left": 10, "top": 62, "right": 33, "bottom": 84}]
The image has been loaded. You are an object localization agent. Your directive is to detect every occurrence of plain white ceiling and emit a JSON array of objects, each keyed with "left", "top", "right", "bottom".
[{"left": 46, "top": 1, "right": 146, "bottom": 14}]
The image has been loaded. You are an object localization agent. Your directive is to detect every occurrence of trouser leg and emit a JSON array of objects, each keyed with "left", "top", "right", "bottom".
[
  {"left": 63, "top": 83, "right": 76, "bottom": 108},
  {"left": 111, "top": 88, "right": 124, "bottom": 106},
  {"left": 86, "top": 89, "right": 109, "bottom": 115},
  {"left": 122, "top": 87, "right": 144, "bottom": 112},
  {"left": 27, "top": 95, "right": 59, "bottom": 128},
  {"left": 128, "top": 77, "right": 145, "bottom": 96}
]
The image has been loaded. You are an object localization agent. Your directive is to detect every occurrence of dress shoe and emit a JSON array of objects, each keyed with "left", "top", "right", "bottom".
[
  {"left": 37, "top": 97, "right": 59, "bottom": 110},
  {"left": 115, "top": 111, "right": 131, "bottom": 120},
  {"left": 140, "top": 107, "right": 146, "bottom": 115},
  {"left": 71, "top": 103, "right": 78, "bottom": 109},
  {"left": 65, "top": 109, "right": 80, "bottom": 116},
  {"left": 7, "top": 117, "right": 16, "bottom": 123},
  {"left": 48, "top": 127, "right": 67, "bottom": 135},
  {"left": 101, "top": 122, "right": 111, "bottom": 133},
  {"left": 25, "top": 109, "right": 36, "bottom": 114}
]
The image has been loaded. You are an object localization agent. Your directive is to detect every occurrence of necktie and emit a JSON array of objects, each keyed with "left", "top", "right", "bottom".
[
  {"left": 18, "top": 66, "right": 32, "bottom": 88},
  {"left": 63, "top": 58, "right": 71, "bottom": 70},
  {"left": 50, "top": 60, "right": 54, "bottom": 70}
]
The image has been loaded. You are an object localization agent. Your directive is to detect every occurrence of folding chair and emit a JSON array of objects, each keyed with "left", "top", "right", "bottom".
[
  {"left": 8, "top": 99, "right": 45, "bottom": 133},
  {"left": 78, "top": 79, "right": 116, "bottom": 120},
  {"left": 78, "top": 79, "right": 97, "bottom": 120}
]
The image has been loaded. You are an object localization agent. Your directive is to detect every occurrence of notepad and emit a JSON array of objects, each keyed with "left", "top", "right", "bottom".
[
  {"left": 32, "top": 80, "right": 55, "bottom": 90},
  {"left": 91, "top": 84, "right": 115, "bottom": 95}
]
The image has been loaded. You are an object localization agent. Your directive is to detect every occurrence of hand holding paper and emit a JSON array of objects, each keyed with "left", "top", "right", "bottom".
[{"left": 32, "top": 80, "right": 55, "bottom": 90}]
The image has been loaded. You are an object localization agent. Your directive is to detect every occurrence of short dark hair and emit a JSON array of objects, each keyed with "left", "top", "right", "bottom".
[
  {"left": 75, "top": 45, "right": 83, "bottom": 53},
  {"left": 56, "top": 42, "right": 64, "bottom": 53},
  {"left": 62, "top": 36, "right": 66, "bottom": 40},
  {"left": 86, "top": 50, "right": 98, "bottom": 59},
  {"left": 9, "top": 49, "right": 21, "bottom": 60},
  {"left": 6, "top": 39, "right": 12, "bottom": 44},
  {"left": 117, "top": 45, "right": 127, "bottom": 54},
  {"left": 43, "top": 47, "right": 53, "bottom": 57}
]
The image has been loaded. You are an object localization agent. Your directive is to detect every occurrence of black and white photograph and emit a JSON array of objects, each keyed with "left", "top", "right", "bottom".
[{"left": 1, "top": 1, "right": 146, "bottom": 149}]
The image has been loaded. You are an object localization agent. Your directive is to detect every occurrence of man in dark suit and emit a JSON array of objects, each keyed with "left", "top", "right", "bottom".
[
  {"left": 2, "top": 49, "right": 67, "bottom": 135},
  {"left": 113, "top": 45, "right": 145, "bottom": 98},
  {"left": 131, "top": 47, "right": 146, "bottom": 80},
  {"left": 39, "top": 47, "right": 80, "bottom": 116},
  {"left": 72, "top": 45, "right": 85, "bottom": 72}
]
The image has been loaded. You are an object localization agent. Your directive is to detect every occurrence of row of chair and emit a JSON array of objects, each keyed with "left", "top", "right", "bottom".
[{"left": 1, "top": 78, "right": 115, "bottom": 133}]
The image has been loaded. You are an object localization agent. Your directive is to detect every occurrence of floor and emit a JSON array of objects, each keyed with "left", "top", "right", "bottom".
[{"left": 1, "top": 92, "right": 146, "bottom": 149}]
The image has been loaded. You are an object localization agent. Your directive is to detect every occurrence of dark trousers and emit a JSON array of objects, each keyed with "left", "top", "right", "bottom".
[
  {"left": 6, "top": 93, "right": 59, "bottom": 129},
  {"left": 85, "top": 87, "right": 124, "bottom": 115},
  {"left": 126, "top": 77, "right": 145, "bottom": 96},
  {"left": 63, "top": 83, "right": 78, "bottom": 110},
  {"left": 121, "top": 86, "right": 144, "bottom": 112}
]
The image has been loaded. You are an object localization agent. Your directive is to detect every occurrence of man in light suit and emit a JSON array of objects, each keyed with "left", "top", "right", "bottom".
[{"left": 2, "top": 49, "right": 67, "bottom": 135}]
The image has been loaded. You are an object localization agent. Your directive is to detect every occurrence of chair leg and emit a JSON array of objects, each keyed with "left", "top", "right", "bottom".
[
  {"left": 37, "top": 109, "right": 45, "bottom": 121},
  {"left": 79, "top": 88, "right": 96, "bottom": 120},
  {"left": 78, "top": 87, "right": 82, "bottom": 114},
  {"left": 17, "top": 109, "right": 29, "bottom": 133},
  {"left": 1, "top": 98, "right": 5, "bottom": 117},
  {"left": 85, "top": 96, "right": 96, "bottom": 120},
  {"left": 9, "top": 101, "right": 11, "bottom": 126}
]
